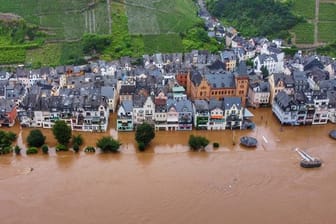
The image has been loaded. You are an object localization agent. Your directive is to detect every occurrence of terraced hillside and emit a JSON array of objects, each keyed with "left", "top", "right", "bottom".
[
  {"left": 125, "top": 0, "right": 198, "bottom": 34},
  {"left": 0, "top": 0, "right": 201, "bottom": 66},
  {"left": 291, "top": 0, "right": 336, "bottom": 46},
  {"left": 0, "top": 0, "right": 111, "bottom": 40}
]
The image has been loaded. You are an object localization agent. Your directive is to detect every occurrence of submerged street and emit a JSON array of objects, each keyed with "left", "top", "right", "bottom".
[{"left": 1, "top": 108, "right": 335, "bottom": 224}]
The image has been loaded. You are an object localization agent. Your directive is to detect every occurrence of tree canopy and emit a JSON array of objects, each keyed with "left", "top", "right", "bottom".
[
  {"left": 206, "top": 0, "right": 302, "bottom": 38},
  {"left": 52, "top": 120, "right": 72, "bottom": 145},
  {"left": 82, "top": 33, "right": 111, "bottom": 55},
  {"left": 0, "top": 130, "right": 17, "bottom": 154},
  {"left": 26, "top": 129, "right": 46, "bottom": 147},
  {"left": 135, "top": 123, "right": 155, "bottom": 150}
]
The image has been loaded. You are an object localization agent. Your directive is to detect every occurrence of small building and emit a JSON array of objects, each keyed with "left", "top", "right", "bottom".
[
  {"left": 117, "top": 100, "right": 133, "bottom": 131},
  {"left": 272, "top": 91, "right": 298, "bottom": 125},
  {"left": 0, "top": 99, "right": 17, "bottom": 127},
  {"left": 223, "top": 97, "right": 244, "bottom": 129},
  {"left": 193, "top": 99, "right": 210, "bottom": 130}
]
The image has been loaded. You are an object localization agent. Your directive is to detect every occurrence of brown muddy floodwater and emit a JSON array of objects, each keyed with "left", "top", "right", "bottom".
[{"left": 1, "top": 108, "right": 336, "bottom": 224}]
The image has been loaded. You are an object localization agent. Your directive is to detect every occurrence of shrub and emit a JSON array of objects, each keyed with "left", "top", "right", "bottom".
[
  {"left": 56, "top": 144, "right": 68, "bottom": 151},
  {"left": 73, "top": 143, "right": 80, "bottom": 153},
  {"left": 6, "top": 132, "right": 17, "bottom": 142},
  {"left": 213, "top": 142, "right": 220, "bottom": 148},
  {"left": 41, "top": 144, "right": 49, "bottom": 154},
  {"left": 96, "top": 136, "right": 121, "bottom": 153},
  {"left": 84, "top": 146, "right": 95, "bottom": 153},
  {"left": 14, "top": 145, "right": 21, "bottom": 155},
  {"left": 188, "top": 135, "right": 209, "bottom": 150},
  {"left": 0, "top": 146, "right": 12, "bottom": 154},
  {"left": 72, "top": 134, "right": 83, "bottom": 146},
  {"left": 0, "top": 130, "right": 17, "bottom": 154},
  {"left": 26, "top": 147, "right": 38, "bottom": 154}
]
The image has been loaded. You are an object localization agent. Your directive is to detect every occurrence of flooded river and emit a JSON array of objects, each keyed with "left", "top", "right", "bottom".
[{"left": 1, "top": 108, "right": 336, "bottom": 224}]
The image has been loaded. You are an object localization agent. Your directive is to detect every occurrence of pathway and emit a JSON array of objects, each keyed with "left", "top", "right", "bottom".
[
  {"left": 106, "top": 0, "right": 112, "bottom": 34},
  {"left": 314, "top": 0, "right": 320, "bottom": 45}
]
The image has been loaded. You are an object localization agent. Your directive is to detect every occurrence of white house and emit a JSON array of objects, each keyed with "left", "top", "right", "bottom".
[{"left": 254, "top": 53, "right": 284, "bottom": 74}]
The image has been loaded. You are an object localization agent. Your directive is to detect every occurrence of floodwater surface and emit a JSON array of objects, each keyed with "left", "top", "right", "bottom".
[{"left": 0, "top": 109, "right": 335, "bottom": 224}]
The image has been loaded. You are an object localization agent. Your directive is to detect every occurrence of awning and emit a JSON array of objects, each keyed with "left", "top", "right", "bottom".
[
  {"left": 244, "top": 108, "right": 254, "bottom": 118},
  {"left": 211, "top": 115, "right": 224, "bottom": 119}
]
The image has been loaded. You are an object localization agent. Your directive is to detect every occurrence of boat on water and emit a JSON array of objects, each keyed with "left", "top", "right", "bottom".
[
  {"left": 240, "top": 136, "right": 257, "bottom": 147},
  {"left": 329, "top": 130, "right": 336, "bottom": 140},
  {"left": 294, "top": 148, "right": 322, "bottom": 168}
]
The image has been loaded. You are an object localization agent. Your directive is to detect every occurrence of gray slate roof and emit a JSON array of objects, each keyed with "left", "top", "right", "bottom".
[
  {"left": 175, "top": 99, "right": 193, "bottom": 113},
  {"left": 101, "top": 86, "right": 115, "bottom": 98},
  {"left": 194, "top": 99, "right": 209, "bottom": 112},
  {"left": 223, "top": 97, "right": 241, "bottom": 110},
  {"left": 209, "top": 98, "right": 222, "bottom": 110},
  {"left": 205, "top": 71, "right": 235, "bottom": 88},
  {"left": 121, "top": 100, "right": 133, "bottom": 113}
]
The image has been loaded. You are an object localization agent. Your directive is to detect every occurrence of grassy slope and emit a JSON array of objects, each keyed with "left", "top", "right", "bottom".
[
  {"left": 154, "top": 0, "right": 199, "bottom": 33},
  {"left": 125, "top": 0, "right": 199, "bottom": 54},
  {"left": 126, "top": 0, "right": 198, "bottom": 34},
  {"left": 319, "top": 3, "right": 336, "bottom": 21},
  {"left": 291, "top": 22, "right": 314, "bottom": 44},
  {"left": 318, "top": 3, "right": 336, "bottom": 42},
  {"left": 318, "top": 22, "right": 336, "bottom": 42},
  {"left": 292, "top": 0, "right": 315, "bottom": 19},
  {"left": 290, "top": 0, "right": 315, "bottom": 44},
  {"left": 26, "top": 42, "right": 84, "bottom": 67},
  {"left": 143, "top": 34, "right": 184, "bottom": 54}
]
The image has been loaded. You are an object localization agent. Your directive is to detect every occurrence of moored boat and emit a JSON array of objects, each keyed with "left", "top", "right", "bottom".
[
  {"left": 295, "top": 148, "right": 322, "bottom": 168},
  {"left": 300, "top": 159, "right": 322, "bottom": 168}
]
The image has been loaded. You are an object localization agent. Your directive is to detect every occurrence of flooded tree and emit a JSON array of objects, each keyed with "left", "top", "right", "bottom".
[
  {"left": 27, "top": 129, "right": 46, "bottom": 147},
  {"left": 52, "top": 120, "right": 72, "bottom": 146},
  {"left": 135, "top": 123, "right": 155, "bottom": 151},
  {"left": 0, "top": 130, "right": 17, "bottom": 155}
]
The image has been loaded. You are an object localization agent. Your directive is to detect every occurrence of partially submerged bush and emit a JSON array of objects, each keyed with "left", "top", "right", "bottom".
[
  {"left": 26, "top": 147, "right": 38, "bottom": 154},
  {"left": 84, "top": 146, "right": 95, "bottom": 153},
  {"left": 188, "top": 135, "right": 209, "bottom": 150},
  {"left": 138, "top": 142, "right": 145, "bottom": 152},
  {"left": 56, "top": 144, "right": 68, "bottom": 151},
  {"left": 73, "top": 143, "right": 80, "bottom": 153},
  {"left": 14, "top": 145, "right": 21, "bottom": 155},
  {"left": 42, "top": 144, "right": 49, "bottom": 154}
]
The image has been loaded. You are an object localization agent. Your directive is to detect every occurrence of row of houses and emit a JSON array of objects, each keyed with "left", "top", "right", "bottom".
[
  {"left": 117, "top": 91, "right": 253, "bottom": 132},
  {"left": 0, "top": 49, "right": 335, "bottom": 130},
  {"left": 1, "top": 0, "right": 336, "bottom": 130}
]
